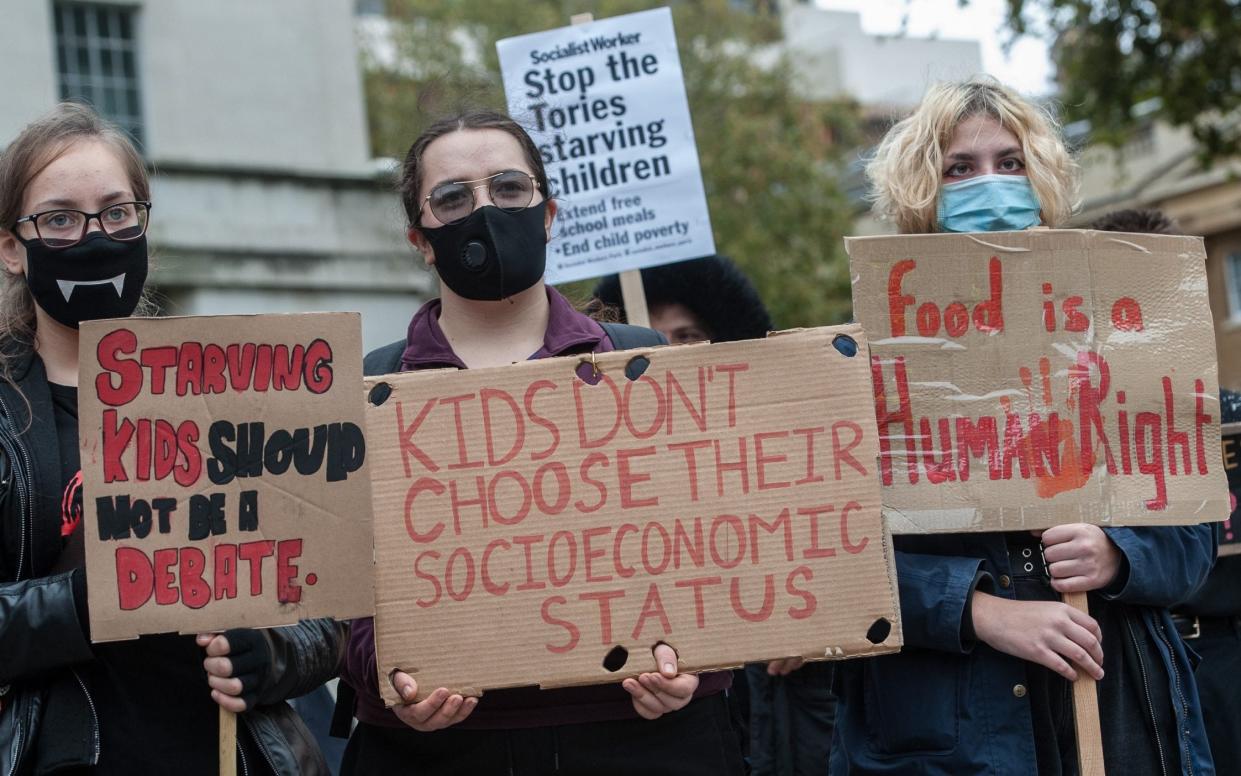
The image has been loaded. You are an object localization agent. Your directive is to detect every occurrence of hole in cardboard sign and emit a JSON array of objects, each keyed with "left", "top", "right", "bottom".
[
  {"left": 575, "top": 360, "right": 602, "bottom": 385},
  {"left": 624, "top": 355, "right": 650, "bottom": 381},
  {"left": 832, "top": 334, "right": 858, "bottom": 358},
  {"left": 866, "top": 617, "right": 892, "bottom": 644},
  {"left": 368, "top": 382, "right": 392, "bottom": 406},
  {"left": 603, "top": 645, "right": 629, "bottom": 672}
]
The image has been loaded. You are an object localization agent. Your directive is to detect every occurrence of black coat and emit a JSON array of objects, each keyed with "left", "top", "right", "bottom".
[{"left": 0, "top": 345, "right": 343, "bottom": 775}]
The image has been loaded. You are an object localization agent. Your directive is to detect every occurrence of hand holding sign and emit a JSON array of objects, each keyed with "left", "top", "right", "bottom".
[
  {"left": 971, "top": 592, "right": 1105, "bottom": 681},
  {"left": 389, "top": 674, "right": 480, "bottom": 732},
  {"left": 1039, "top": 525, "right": 1124, "bottom": 594},
  {"left": 198, "top": 630, "right": 273, "bottom": 713},
  {"left": 621, "top": 643, "right": 698, "bottom": 720}
]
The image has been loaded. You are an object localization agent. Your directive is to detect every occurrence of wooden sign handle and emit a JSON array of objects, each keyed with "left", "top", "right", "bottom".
[
  {"left": 219, "top": 706, "right": 237, "bottom": 776},
  {"left": 1064, "top": 590, "right": 1106, "bottom": 776},
  {"left": 566, "top": 13, "right": 653, "bottom": 332},
  {"left": 619, "top": 270, "right": 652, "bottom": 329}
]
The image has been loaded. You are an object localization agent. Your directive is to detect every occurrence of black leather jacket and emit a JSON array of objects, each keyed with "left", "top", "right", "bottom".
[{"left": 0, "top": 345, "right": 345, "bottom": 776}]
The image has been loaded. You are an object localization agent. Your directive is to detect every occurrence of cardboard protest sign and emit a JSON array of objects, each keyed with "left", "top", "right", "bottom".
[
  {"left": 849, "top": 229, "right": 1230, "bottom": 534},
  {"left": 366, "top": 326, "right": 900, "bottom": 704},
  {"left": 497, "top": 7, "right": 715, "bottom": 284},
  {"left": 1218, "top": 422, "right": 1241, "bottom": 557},
  {"left": 80, "top": 314, "right": 374, "bottom": 642}
]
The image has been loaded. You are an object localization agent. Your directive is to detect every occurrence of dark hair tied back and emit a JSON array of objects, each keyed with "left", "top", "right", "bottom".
[{"left": 398, "top": 111, "right": 550, "bottom": 226}]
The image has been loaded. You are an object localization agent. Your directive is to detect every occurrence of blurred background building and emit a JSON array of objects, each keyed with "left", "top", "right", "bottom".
[
  {"left": 775, "top": 1, "right": 981, "bottom": 108},
  {"left": 3, "top": 0, "right": 1236, "bottom": 388},
  {"left": 1071, "top": 115, "right": 1241, "bottom": 390},
  {"left": 1, "top": 0, "right": 424, "bottom": 352}
]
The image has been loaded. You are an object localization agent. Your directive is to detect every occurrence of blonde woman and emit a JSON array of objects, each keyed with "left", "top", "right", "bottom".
[{"left": 829, "top": 79, "right": 1215, "bottom": 776}]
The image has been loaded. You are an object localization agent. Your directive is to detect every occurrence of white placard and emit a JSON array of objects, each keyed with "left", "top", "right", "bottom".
[{"left": 497, "top": 7, "right": 716, "bottom": 285}]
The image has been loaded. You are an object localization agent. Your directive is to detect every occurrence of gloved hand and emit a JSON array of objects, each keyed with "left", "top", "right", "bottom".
[{"left": 196, "top": 629, "right": 275, "bottom": 712}]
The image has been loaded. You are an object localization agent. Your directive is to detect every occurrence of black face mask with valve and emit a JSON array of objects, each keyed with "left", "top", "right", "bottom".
[
  {"left": 21, "top": 232, "right": 148, "bottom": 329},
  {"left": 418, "top": 202, "right": 548, "bottom": 301}
]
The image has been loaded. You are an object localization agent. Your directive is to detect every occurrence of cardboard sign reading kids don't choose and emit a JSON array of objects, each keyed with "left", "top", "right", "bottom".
[
  {"left": 848, "top": 229, "right": 1230, "bottom": 534},
  {"left": 79, "top": 314, "right": 374, "bottom": 642},
  {"left": 365, "top": 326, "right": 900, "bottom": 704}
]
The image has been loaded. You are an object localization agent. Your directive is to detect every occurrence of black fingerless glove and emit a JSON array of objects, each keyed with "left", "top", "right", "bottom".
[{"left": 222, "top": 628, "right": 277, "bottom": 710}]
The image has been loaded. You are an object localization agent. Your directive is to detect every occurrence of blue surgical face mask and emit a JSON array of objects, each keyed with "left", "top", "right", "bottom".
[{"left": 936, "top": 174, "right": 1042, "bottom": 233}]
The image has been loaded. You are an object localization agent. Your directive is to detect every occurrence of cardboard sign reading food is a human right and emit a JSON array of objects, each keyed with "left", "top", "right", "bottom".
[
  {"left": 365, "top": 325, "right": 900, "bottom": 704},
  {"left": 849, "top": 229, "right": 1230, "bottom": 534}
]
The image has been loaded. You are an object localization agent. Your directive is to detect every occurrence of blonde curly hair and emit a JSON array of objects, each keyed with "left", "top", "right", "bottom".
[{"left": 866, "top": 78, "right": 1077, "bottom": 235}]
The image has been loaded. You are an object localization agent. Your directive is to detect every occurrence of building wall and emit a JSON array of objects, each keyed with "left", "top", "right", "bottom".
[
  {"left": 139, "top": 0, "right": 371, "bottom": 173},
  {"left": 1207, "top": 228, "right": 1241, "bottom": 391},
  {"left": 1, "top": 0, "right": 427, "bottom": 353},
  {"left": 1075, "top": 128, "right": 1241, "bottom": 392},
  {"left": 779, "top": 3, "right": 983, "bottom": 107},
  {"left": 0, "top": 4, "right": 59, "bottom": 142}
]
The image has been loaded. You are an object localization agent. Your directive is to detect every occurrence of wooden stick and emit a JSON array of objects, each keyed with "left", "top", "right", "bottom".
[
  {"left": 1064, "top": 590, "right": 1106, "bottom": 776},
  {"left": 619, "top": 270, "right": 652, "bottom": 329},
  {"left": 567, "top": 12, "right": 653, "bottom": 332},
  {"left": 219, "top": 706, "right": 237, "bottom": 776}
]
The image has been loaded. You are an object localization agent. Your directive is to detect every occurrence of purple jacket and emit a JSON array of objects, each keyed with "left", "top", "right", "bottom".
[{"left": 342, "top": 287, "right": 730, "bottom": 729}]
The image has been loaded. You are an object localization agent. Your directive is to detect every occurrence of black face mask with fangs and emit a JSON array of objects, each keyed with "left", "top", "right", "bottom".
[
  {"left": 418, "top": 203, "right": 548, "bottom": 301},
  {"left": 19, "top": 231, "right": 147, "bottom": 328}
]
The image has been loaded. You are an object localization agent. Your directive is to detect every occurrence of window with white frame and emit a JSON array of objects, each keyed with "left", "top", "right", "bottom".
[
  {"left": 54, "top": 3, "right": 144, "bottom": 146},
  {"left": 1226, "top": 253, "right": 1241, "bottom": 321}
]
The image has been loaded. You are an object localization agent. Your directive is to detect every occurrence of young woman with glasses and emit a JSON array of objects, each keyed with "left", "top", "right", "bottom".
[
  {"left": 337, "top": 110, "right": 745, "bottom": 776},
  {"left": 0, "top": 103, "right": 342, "bottom": 775},
  {"left": 828, "top": 78, "right": 1215, "bottom": 776}
]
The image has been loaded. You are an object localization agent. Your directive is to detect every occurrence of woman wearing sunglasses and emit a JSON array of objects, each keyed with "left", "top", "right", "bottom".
[
  {"left": 0, "top": 103, "right": 341, "bottom": 775},
  {"left": 337, "top": 110, "right": 745, "bottom": 776}
]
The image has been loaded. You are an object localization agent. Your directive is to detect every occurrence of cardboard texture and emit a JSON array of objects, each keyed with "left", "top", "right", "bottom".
[
  {"left": 80, "top": 313, "right": 375, "bottom": 642},
  {"left": 1218, "top": 422, "right": 1241, "bottom": 557},
  {"left": 366, "top": 325, "right": 900, "bottom": 704},
  {"left": 848, "top": 229, "right": 1230, "bottom": 534}
]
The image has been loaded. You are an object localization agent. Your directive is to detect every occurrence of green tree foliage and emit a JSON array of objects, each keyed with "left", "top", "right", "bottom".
[
  {"left": 363, "top": 0, "right": 862, "bottom": 327},
  {"left": 996, "top": 0, "right": 1241, "bottom": 157}
]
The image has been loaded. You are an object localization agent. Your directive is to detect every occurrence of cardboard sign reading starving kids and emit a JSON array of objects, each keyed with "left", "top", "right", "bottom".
[
  {"left": 848, "top": 229, "right": 1230, "bottom": 534},
  {"left": 80, "top": 313, "right": 375, "bottom": 642},
  {"left": 497, "top": 7, "right": 715, "bottom": 285},
  {"left": 366, "top": 326, "right": 900, "bottom": 704}
]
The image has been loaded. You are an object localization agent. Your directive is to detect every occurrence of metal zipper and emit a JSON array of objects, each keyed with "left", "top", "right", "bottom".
[
  {"left": 1152, "top": 619, "right": 1194, "bottom": 776},
  {"left": 237, "top": 731, "right": 250, "bottom": 776},
  {"left": 1, "top": 391, "right": 41, "bottom": 776},
  {"left": 245, "top": 717, "right": 280, "bottom": 775},
  {"left": 1125, "top": 614, "right": 1170, "bottom": 776},
  {"left": 72, "top": 668, "right": 101, "bottom": 764},
  {"left": 0, "top": 392, "right": 34, "bottom": 582},
  {"left": 5, "top": 714, "right": 23, "bottom": 776}
]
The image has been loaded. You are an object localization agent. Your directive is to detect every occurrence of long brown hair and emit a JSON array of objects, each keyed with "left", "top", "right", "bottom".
[
  {"left": 398, "top": 110, "right": 550, "bottom": 226},
  {"left": 0, "top": 102, "right": 151, "bottom": 377}
]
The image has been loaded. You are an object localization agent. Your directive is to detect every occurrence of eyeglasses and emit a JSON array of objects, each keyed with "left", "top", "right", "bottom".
[
  {"left": 420, "top": 171, "right": 539, "bottom": 226},
  {"left": 12, "top": 201, "right": 152, "bottom": 249}
]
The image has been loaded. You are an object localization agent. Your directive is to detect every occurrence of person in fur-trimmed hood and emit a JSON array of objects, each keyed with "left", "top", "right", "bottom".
[{"left": 591, "top": 255, "right": 773, "bottom": 344}]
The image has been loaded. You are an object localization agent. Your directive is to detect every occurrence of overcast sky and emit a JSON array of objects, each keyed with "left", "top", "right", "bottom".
[{"left": 814, "top": 0, "right": 1055, "bottom": 96}]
